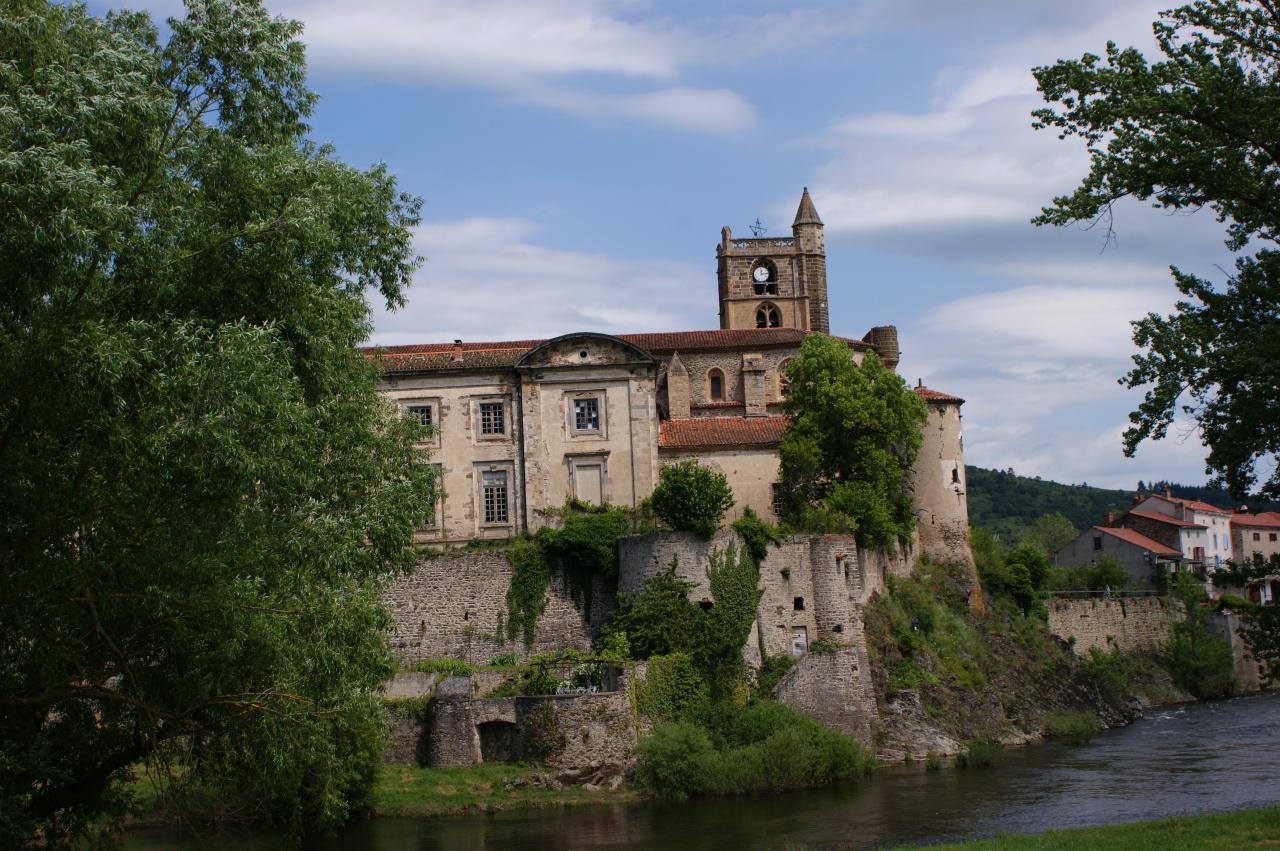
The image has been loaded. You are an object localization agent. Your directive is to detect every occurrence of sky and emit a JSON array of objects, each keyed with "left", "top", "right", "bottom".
[{"left": 107, "top": 0, "right": 1237, "bottom": 490}]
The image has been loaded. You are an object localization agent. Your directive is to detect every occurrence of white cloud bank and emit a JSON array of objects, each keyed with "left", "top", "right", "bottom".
[{"left": 368, "top": 217, "right": 710, "bottom": 345}]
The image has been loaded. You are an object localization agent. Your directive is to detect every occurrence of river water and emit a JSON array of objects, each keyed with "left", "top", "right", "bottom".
[{"left": 129, "top": 691, "right": 1280, "bottom": 850}]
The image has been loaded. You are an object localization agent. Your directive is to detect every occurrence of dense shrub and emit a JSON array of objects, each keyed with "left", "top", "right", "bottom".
[
  {"left": 1166, "top": 573, "right": 1235, "bottom": 698},
  {"left": 1047, "top": 555, "right": 1130, "bottom": 592},
  {"left": 754, "top": 655, "right": 795, "bottom": 696},
  {"left": 606, "top": 566, "right": 705, "bottom": 660},
  {"left": 634, "top": 653, "right": 709, "bottom": 723},
  {"left": 634, "top": 701, "right": 871, "bottom": 799},
  {"left": 649, "top": 461, "right": 735, "bottom": 537},
  {"left": 407, "top": 658, "right": 474, "bottom": 677},
  {"left": 1043, "top": 709, "right": 1102, "bottom": 740},
  {"left": 732, "top": 507, "right": 781, "bottom": 564},
  {"left": 956, "top": 739, "right": 1002, "bottom": 768}
]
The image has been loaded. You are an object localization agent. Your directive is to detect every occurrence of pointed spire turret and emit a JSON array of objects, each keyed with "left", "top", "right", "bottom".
[{"left": 793, "top": 186, "right": 823, "bottom": 227}]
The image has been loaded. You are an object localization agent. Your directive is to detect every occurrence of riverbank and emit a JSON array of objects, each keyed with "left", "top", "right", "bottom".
[
  {"left": 890, "top": 804, "right": 1280, "bottom": 849},
  {"left": 371, "top": 763, "right": 642, "bottom": 816}
]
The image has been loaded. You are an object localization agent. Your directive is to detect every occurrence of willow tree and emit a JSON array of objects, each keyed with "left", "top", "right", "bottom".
[
  {"left": 776, "top": 335, "right": 926, "bottom": 546},
  {"left": 0, "top": 0, "right": 435, "bottom": 843}
]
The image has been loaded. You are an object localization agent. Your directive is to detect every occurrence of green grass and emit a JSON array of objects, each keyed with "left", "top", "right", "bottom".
[
  {"left": 890, "top": 805, "right": 1280, "bottom": 849},
  {"left": 370, "top": 763, "right": 639, "bottom": 816}
]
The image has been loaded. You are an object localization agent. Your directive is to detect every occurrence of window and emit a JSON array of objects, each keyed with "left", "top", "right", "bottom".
[
  {"left": 479, "top": 401, "right": 505, "bottom": 436},
  {"left": 1093, "top": 536, "right": 1103, "bottom": 551},
  {"left": 751, "top": 261, "right": 777, "bottom": 295},
  {"left": 951, "top": 467, "right": 961, "bottom": 485},
  {"left": 1272, "top": 533, "right": 1278, "bottom": 543},
  {"left": 708, "top": 368, "right": 725, "bottom": 401},
  {"left": 423, "top": 464, "right": 443, "bottom": 528},
  {"left": 406, "top": 404, "right": 433, "bottom": 427},
  {"left": 573, "top": 397, "right": 600, "bottom": 431},
  {"left": 756, "top": 303, "right": 781, "bottom": 328},
  {"left": 793, "top": 596, "right": 805, "bottom": 611},
  {"left": 777, "top": 359, "right": 792, "bottom": 398},
  {"left": 482, "top": 470, "right": 508, "bottom": 524},
  {"left": 1255, "top": 532, "right": 1262, "bottom": 542}
]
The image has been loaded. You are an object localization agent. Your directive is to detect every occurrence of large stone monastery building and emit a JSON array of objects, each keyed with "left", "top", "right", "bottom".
[{"left": 369, "top": 190, "right": 971, "bottom": 564}]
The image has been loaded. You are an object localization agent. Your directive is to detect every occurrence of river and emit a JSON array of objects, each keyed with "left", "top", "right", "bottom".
[{"left": 128, "top": 690, "right": 1280, "bottom": 850}]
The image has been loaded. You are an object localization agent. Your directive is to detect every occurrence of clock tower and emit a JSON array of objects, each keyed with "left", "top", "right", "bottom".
[{"left": 716, "top": 188, "right": 829, "bottom": 334}]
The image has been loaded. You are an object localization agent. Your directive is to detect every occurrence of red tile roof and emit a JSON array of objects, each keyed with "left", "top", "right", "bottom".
[
  {"left": 365, "top": 329, "right": 871, "bottom": 375},
  {"left": 1154, "top": 495, "right": 1232, "bottom": 515},
  {"left": 659, "top": 415, "right": 789, "bottom": 450},
  {"left": 1094, "top": 526, "right": 1183, "bottom": 558},
  {"left": 914, "top": 386, "right": 965, "bottom": 404},
  {"left": 1126, "top": 509, "right": 1207, "bottom": 529},
  {"left": 1232, "top": 511, "right": 1280, "bottom": 528}
]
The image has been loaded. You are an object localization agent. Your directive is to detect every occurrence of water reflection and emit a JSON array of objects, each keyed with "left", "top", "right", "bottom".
[{"left": 127, "top": 691, "right": 1280, "bottom": 851}]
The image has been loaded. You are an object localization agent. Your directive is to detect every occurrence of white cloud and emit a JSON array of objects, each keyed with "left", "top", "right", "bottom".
[
  {"left": 369, "top": 217, "right": 710, "bottom": 345},
  {"left": 276, "top": 0, "right": 759, "bottom": 132}
]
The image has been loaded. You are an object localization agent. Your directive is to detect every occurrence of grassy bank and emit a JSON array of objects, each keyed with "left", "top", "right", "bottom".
[
  {"left": 371, "top": 763, "right": 640, "bottom": 817},
  {"left": 890, "top": 805, "right": 1280, "bottom": 850}
]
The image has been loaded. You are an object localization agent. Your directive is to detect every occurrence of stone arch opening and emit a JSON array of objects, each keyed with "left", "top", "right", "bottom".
[
  {"left": 707, "top": 367, "right": 725, "bottom": 401},
  {"left": 477, "top": 720, "right": 519, "bottom": 763},
  {"left": 756, "top": 302, "right": 781, "bottom": 328}
]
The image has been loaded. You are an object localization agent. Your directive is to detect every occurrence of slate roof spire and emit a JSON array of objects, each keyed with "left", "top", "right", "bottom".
[{"left": 793, "top": 186, "right": 823, "bottom": 227}]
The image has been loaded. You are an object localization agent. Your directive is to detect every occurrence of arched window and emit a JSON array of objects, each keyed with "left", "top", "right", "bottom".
[
  {"left": 751, "top": 260, "right": 777, "bottom": 295},
  {"left": 756, "top": 302, "right": 781, "bottom": 328},
  {"left": 777, "top": 358, "right": 792, "bottom": 398},
  {"left": 707, "top": 368, "right": 725, "bottom": 401}
]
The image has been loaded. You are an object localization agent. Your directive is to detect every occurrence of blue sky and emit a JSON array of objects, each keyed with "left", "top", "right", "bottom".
[{"left": 112, "top": 0, "right": 1238, "bottom": 490}]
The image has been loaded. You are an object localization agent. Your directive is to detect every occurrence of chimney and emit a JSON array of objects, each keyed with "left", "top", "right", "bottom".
[
  {"left": 452, "top": 339, "right": 463, "bottom": 363},
  {"left": 1164, "top": 486, "right": 1171, "bottom": 498},
  {"left": 1104, "top": 511, "right": 1114, "bottom": 525}
]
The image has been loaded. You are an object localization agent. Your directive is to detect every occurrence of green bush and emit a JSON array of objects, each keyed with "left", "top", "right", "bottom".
[
  {"left": 1006, "top": 543, "right": 1051, "bottom": 590},
  {"left": 754, "top": 655, "right": 794, "bottom": 696},
  {"left": 607, "top": 565, "right": 704, "bottom": 660},
  {"left": 732, "top": 506, "right": 781, "bottom": 564},
  {"left": 634, "top": 701, "right": 871, "bottom": 799},
  {"left": 634, "top": 652, "right": 709, "bottom": 722},
  {"left": 1166, "top": 573, "right": 1236, "bottom": 698},
  {"left": 407, "top": 658, "right": 474, "bottom": 677},
  {"left": 650, "top": 460, "right": 734, "bottom": 537},
  {"left": 1081, "top": 647, "right": 1134, "bottom": 705},
  {"left": 633, "top": 723, "right": 716, "bottom": 799},
  {"left": 956, "top": 739, "right": 1002, "bottom": 768},
  {"left": 1043, "top": 709, "right": 1102, "bottom": 740}
]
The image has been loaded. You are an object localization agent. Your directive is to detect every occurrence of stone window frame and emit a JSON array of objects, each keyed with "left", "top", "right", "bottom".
[
  {"left": 751, "top": 258, "right": 778, "bottom": 296},
  {"left": 422, "top": 463, "right": 444, "bottom": 529},
  {"left": 566, "top": 389, "right": 607, "bottom": 439},
  {"left": 566, "top": 452, "right": 611, "bottom": 506},
  {"left": 776, "top": 358, "right": 792, "bottom": 399},
  {"left": 707, "top": 367, "right": 726, "bottom": 402},
  {"left": 476, "top": 462, "right": 514, "bottom": 528},
  {"left": 403, "top": 398, "right": 441, "bottom": 447},
  {"left": 756, "top": 301, "right": 781, "bottom": 328},
  {"left": 474, "top": 396, "right": 511, "bottom": 442}
]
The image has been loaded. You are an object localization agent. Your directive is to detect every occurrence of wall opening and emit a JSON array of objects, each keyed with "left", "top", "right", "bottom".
[
  {"left": 793, "top": 596, "right": 805, "bottom": 611},
  {"left": 477, "top": 720, "right": 519, "bottom": 763}
]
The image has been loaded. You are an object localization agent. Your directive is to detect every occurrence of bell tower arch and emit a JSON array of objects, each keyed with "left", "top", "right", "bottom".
[{"left": 716, "top": 188, "right": 829, "bottom": 334}]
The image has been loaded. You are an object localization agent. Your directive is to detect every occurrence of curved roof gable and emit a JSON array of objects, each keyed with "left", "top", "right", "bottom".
[{"left": 515, "top": 332, "right": 655, "bottom": 369}]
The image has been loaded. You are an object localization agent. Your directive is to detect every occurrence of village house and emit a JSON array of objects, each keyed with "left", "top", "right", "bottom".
[
  {"left": 1228, "top": 511, "right": 1280, "bottom": 605},
  {"left": 1051, "top": 525, "right": 1183, "bottom": 589},
  {"left": 366, "top": 190, "right": 972, "bottom": 566}
]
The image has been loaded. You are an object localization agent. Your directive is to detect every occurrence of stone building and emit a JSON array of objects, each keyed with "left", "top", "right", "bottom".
[
  {"left": 368, "top": 190, "right": 972, "bottom": 566},
  {"left": 1051, "top": 525, "right": 1183, "bottom": 589}
]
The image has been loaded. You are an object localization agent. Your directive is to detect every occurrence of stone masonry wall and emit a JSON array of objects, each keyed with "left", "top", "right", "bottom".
[
  {"left": 384, "top": 549, "right": 614, "bottom": 667},
  {"left": 1046, "top": 596, "right": 1177, "bottom": 656},
  {"left": 772, "top": 648, "right": 876, "bottom": 747}
]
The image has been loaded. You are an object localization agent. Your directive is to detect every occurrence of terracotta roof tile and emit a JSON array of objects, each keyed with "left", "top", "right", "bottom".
[
  {"left": 1232, "top": 512, "right": 1280, "bottom": 528},
  {"left": 659, "top": 415, "right": 789, "bottom": 450},
  {"left": 914, "top": 386, "right": 965, "bottom": 404},
  {"left": 1168, "top": 496, "right": 1232, "bottom": 515},
  {"left": 365, "top": 329, "right": 872, "bottom": 375},
  {"left": 1094, "top": 526, "right": 1183, "bottom": 558},
  {"left": 1126, "top": 509, "right": 1207, "bottom": 529}
]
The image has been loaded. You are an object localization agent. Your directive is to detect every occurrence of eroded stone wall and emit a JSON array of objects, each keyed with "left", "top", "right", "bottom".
[
  {"left": 772, "top": 648, "right": 876, "bottom": 746},
  {"left": 384, "top": 550, "right": 614, "bottom": 666},
  {"left": 1046, "top": 596, "right": 1177, "bottom": 656}
]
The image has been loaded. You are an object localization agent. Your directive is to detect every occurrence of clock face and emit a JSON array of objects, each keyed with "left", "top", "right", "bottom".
[{"left": 753, "top": 265, "right": 770, "bottom": 282}]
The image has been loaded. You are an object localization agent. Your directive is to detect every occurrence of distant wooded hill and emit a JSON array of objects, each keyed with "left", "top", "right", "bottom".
[{"left": 964, "top": 467, "right": 1280, "bottom": 542}]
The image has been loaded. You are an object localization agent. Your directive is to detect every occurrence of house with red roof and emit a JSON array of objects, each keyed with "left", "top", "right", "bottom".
[
  {"left": 1131, "top": 493, "right": 1233, "bottom": 570},
  {"left": 1229, "top": 511, "right": 1280, "bottom": 604},
  {"left": 1051, "top": 525, "right": 1184, "bottom": 589},
  {"left": 365, "top": 191, "right": 972, "bottom": 565}
]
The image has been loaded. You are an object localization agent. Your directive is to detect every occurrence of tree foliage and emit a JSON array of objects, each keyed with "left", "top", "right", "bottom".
[
  {"left": 1165, "top": 573, "right": 1236, "bottom": 698},
  {"left": 1033, "top": 0, "right": 1280, "bottom": 498},
  {"left": 649, "top": 460, "right": 735, "bottom": 538},
  {"left": 1211, "top": 553, "right": 1280, "bottom": 682},
  {"left": 777, "top": 337, "right": 926, "bottom": 546},
  {"left": 1021, "top": 513, "right": 1079, "bottom": 556},
  {"left": 0, "top": 1, "right": 434, "bottom": 842}
]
